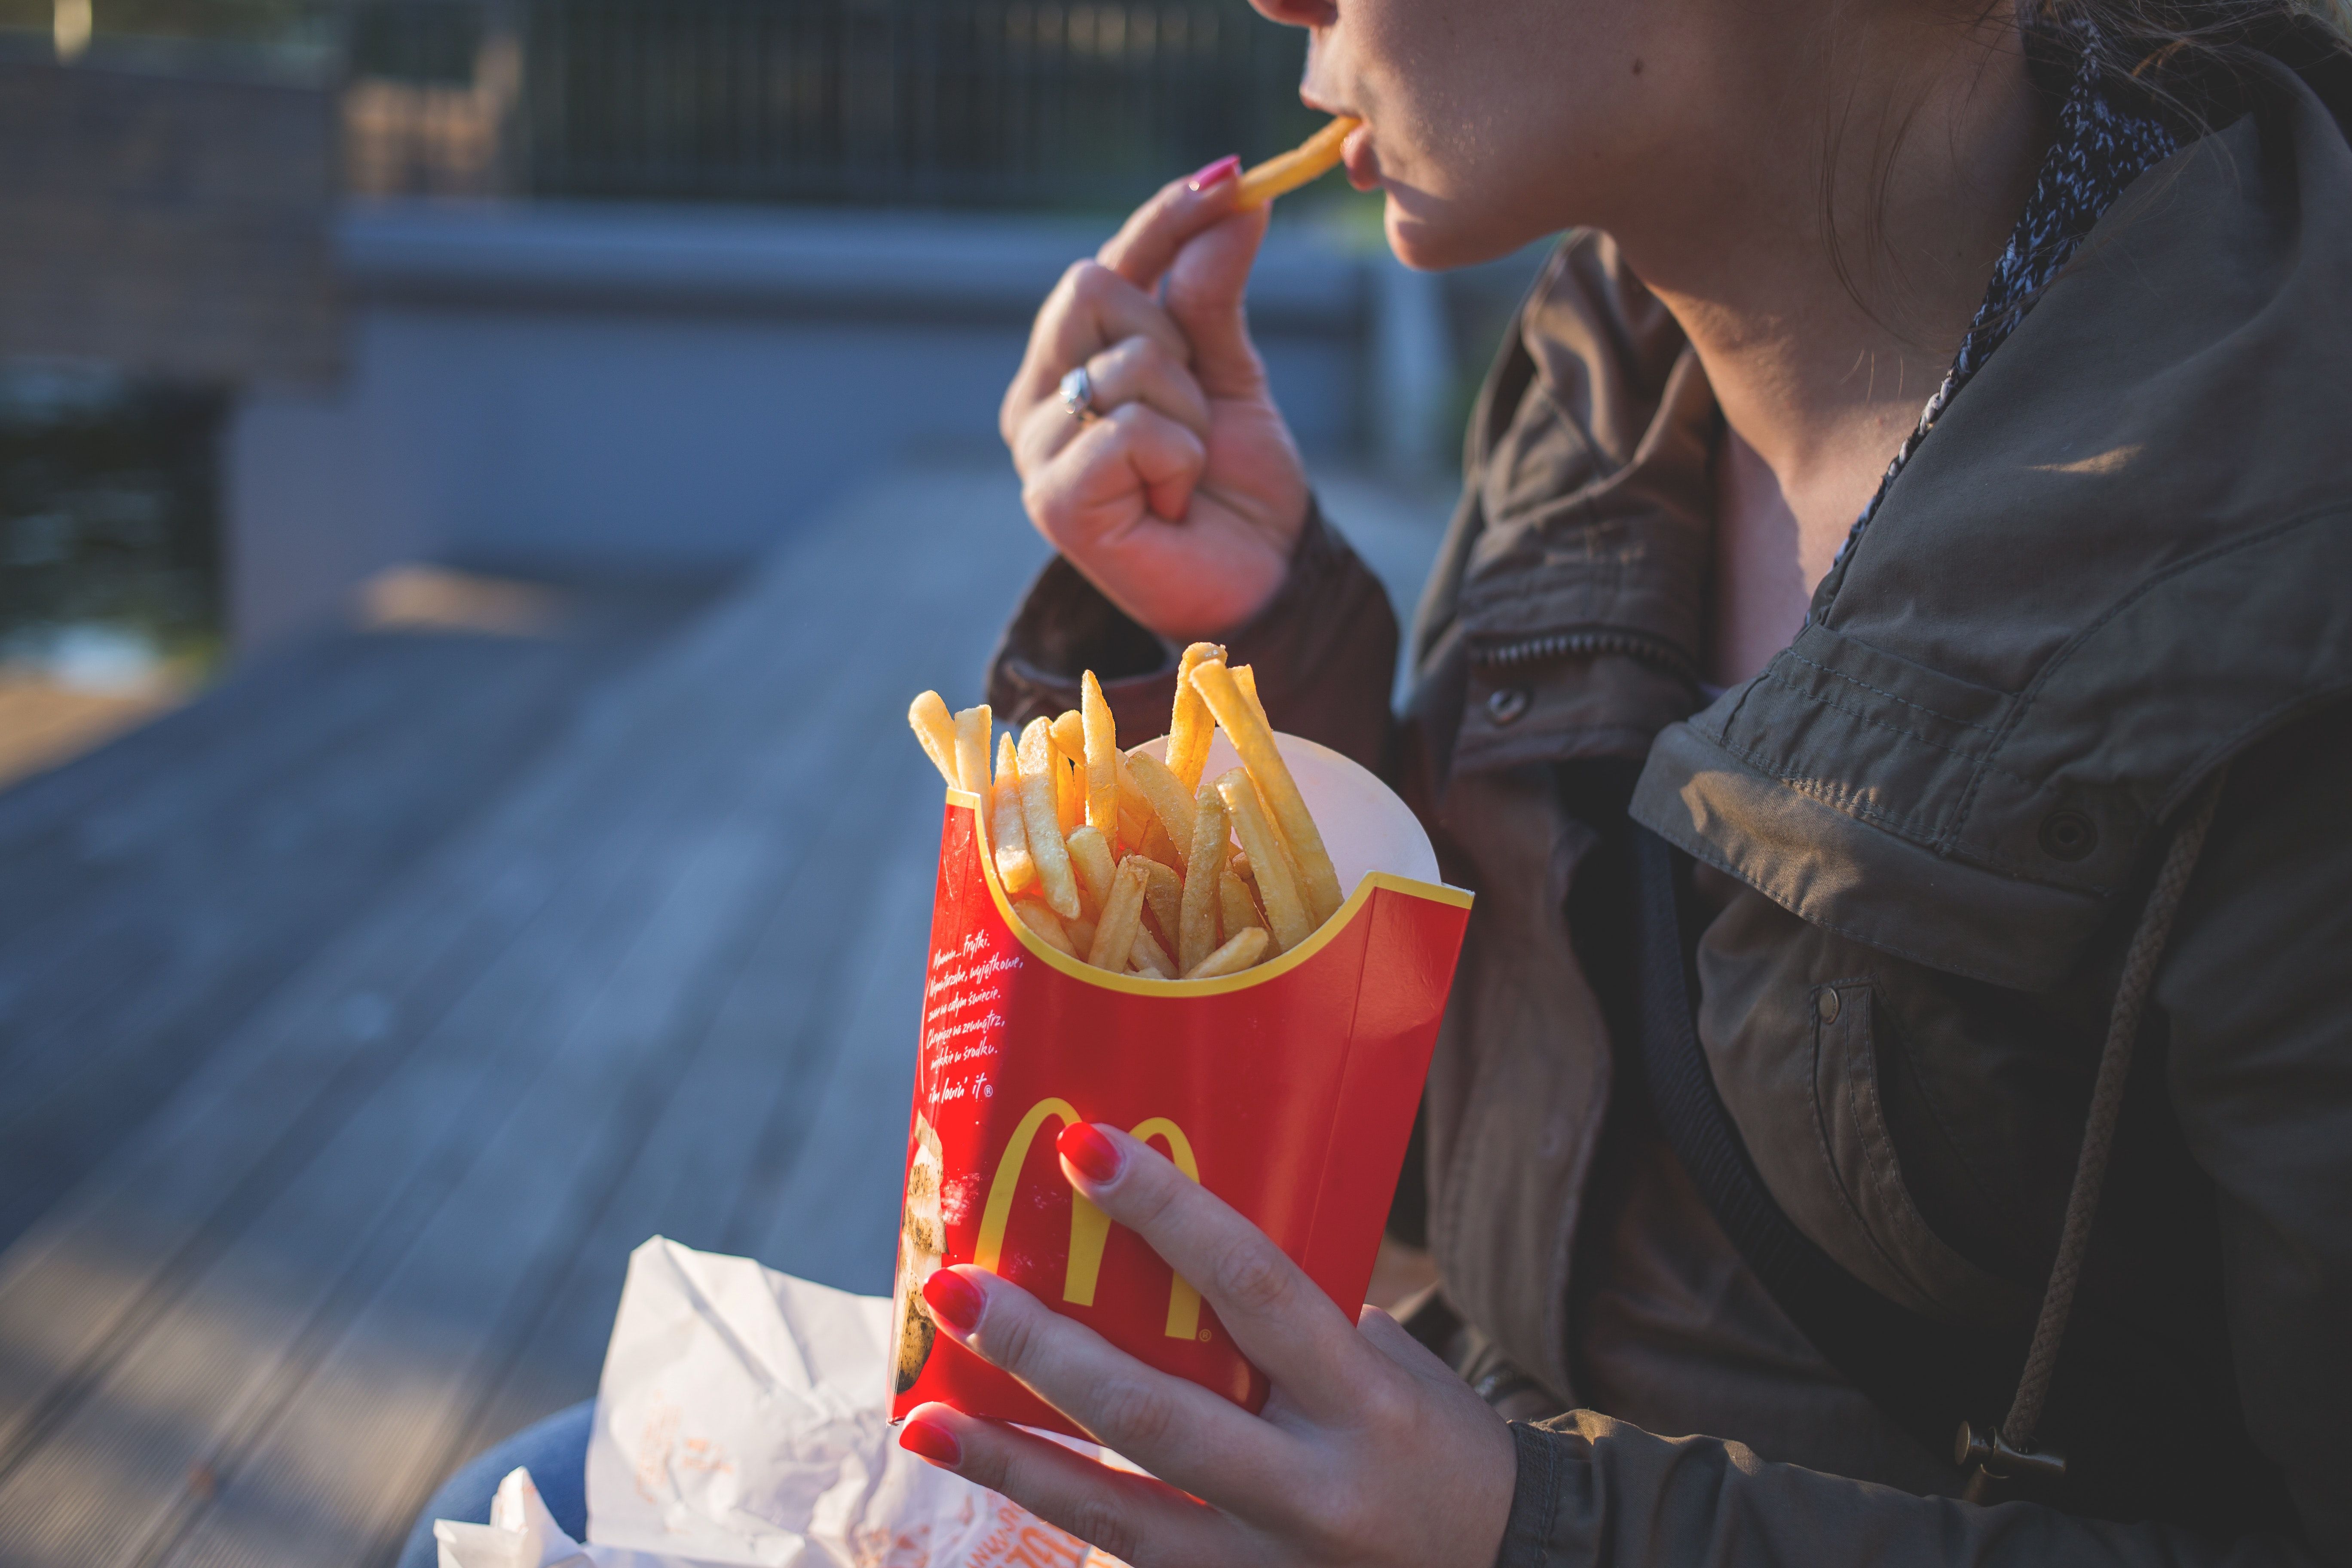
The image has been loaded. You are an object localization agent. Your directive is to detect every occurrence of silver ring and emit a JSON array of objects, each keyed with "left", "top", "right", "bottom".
[{"left": 1058, "top": 365, "right": 1097, "bottom": 422}]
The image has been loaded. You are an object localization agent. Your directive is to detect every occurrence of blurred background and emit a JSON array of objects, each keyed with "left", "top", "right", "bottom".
[{"left": 0, "top": 3, "right": 1546, "bottom": 1563}]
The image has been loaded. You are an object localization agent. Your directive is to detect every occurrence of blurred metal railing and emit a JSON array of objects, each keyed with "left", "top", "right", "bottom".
[{"left": 342, "top": 0, "right": 1317, "bottom": 210}]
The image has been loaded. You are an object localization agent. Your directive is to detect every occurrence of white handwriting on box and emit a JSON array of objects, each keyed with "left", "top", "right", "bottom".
[{"left": 435, "top": 1237, "right": 1124, "bottom": 1568}]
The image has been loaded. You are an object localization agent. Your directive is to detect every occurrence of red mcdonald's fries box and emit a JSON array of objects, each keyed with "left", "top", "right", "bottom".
[{"left": 889, "top": 731, "right": 1472, "bottom": 1438}]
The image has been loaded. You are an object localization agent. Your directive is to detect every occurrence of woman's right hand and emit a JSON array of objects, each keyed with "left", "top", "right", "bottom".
[{"left": 1000, "top": 163, "right": 1311, "bottom": 644}]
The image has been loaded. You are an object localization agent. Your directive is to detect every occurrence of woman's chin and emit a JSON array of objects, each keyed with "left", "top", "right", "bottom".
[
  {"left": 1383, "top": 198, "right": 1490, "bottom": 273},
  {"left": 1383, "top": 199, "right": 1477, "bottom": 273}
]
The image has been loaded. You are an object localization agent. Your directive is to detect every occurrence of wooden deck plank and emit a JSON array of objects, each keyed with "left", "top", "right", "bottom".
[
  {"left": 0, "top": 464, "right": 1046, "bottom": 1568},
  {"left": 0, "top": 621, "right": 701, "bottom": 1250},
  {"left": 0, "top": 612, "right": 877, "bottom": 1565}
]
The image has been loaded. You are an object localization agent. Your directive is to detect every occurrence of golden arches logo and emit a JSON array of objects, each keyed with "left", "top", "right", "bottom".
[{"left": 971, "top": 1097, "right": 1204, "bottom": 1340}]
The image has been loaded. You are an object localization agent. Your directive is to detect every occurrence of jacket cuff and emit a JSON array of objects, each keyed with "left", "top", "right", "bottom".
[
  {"left": 985, "top": 499, "right": 1400, "bottom": 772},
  {"left": 1494, "top": 1421, "right": 1583, "bottom": 1568}
]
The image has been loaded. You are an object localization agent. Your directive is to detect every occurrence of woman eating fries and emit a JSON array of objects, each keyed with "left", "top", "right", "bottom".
[{"left": 909, "top": 0, "right": 2352, "bottom": 1564}]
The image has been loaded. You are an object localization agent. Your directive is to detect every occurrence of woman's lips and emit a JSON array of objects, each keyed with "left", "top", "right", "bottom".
[{"left": 1341, "top": 121, "right": 1380, "bottom": 190}]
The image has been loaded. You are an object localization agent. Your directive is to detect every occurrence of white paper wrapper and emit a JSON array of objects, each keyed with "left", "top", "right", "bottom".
[{"left": 437, "top": 1237, "right": 1124, "bottom": 1568}]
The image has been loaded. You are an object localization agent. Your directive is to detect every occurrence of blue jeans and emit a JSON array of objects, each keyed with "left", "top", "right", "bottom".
[{"left": 393, "top": 1401, "right": 594, "bottom": 1568}]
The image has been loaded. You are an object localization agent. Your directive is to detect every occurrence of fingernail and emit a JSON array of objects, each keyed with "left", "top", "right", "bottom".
[
  {"left": 922, "top": 1269, "right": 986, "bottom": 1335},
  {"left": 1057, "top": 1122, "right": 1124, "bottom": 1185},
  {"left": 899, "top": 1418, "right": 962, "bottom": 1468},
  {"left": 1186, "top": 155, "right": 1240, "bottom": 192}
]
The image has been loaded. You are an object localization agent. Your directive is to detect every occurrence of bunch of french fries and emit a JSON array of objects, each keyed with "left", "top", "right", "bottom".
[{"left": 909, "top": 644, "right": 1344, "bottom": 982}]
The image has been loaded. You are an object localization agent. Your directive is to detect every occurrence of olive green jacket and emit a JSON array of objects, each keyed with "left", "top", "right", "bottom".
[{"left": 989, "top": 49, "right": 2352, "bottom": 1568}]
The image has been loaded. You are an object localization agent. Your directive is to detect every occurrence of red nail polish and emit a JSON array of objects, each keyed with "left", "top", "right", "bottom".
[
  {"left": 1186, "top": 155, "right": 1240, "bottom": 192},
  {"left": 900, "top": 1418, "right": 962, "bottom": 1468},
  {"left": 922, "top": 1269, "right": 985, "bottom": 1334},
  {"left": 1057, "top": 1122, "right": 1123, "bottom": 1185}
]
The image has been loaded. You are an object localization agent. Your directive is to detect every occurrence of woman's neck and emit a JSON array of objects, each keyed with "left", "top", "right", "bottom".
[{"left": 1609, "top": 2, "right": 2049, "bottom": 640}]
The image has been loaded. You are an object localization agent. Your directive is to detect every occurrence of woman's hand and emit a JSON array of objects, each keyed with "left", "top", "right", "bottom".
[
  {"left": 1000, "top": 165, "right": 1312, "bottom": 643},
  {"left": 899, "top": 1124, "right": 1518, "bottom": 1568}
]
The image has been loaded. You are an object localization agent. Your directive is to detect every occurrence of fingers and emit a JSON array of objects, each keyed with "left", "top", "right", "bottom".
[
  {"left": 1096, "top": 168, "right": 1274, "bottom": 404},
  {"left": 920, "top": 1268, "right": 1295, "bottom": 1510},
  {"left": 1026, "top": 404, "right": 1208, "bottom": 542},
  {"left": 1095, "top": 165, "right": 1245, "bottom": 289},
  {"left": 900, "top": 1403, "right": 1230, "bottom": 1566},
  {"left": 1356, "top": 1304, "right": 1464, "bottom": 1392},
  {"left": 1013, "top": 335, "right": 1212, "bottom": 475},
  {"left": 1002, "top": 261, "right": 1191, "bottom": 448},
  {"left": 1060, "top": 1127, "right": 1368, "bottom": 1419}
]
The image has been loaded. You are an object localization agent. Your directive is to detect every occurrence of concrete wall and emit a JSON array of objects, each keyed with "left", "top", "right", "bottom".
[{"left": 228, "top": 201, "right": 1384, "bottom": 652}]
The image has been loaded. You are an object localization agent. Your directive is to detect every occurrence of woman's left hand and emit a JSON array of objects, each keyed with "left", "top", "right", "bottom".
[{"left": 899, "top": 1124, "right": 1519, "bottom": 1568}]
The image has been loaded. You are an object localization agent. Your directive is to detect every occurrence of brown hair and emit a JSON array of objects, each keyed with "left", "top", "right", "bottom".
[{"left": 2037, "top": 0, "right": 2352, "bottom": 129}]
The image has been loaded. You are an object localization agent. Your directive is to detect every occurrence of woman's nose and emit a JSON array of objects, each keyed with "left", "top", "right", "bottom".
[{"left": 1245, "top": 0, "right": 1336, "bottom": 28}]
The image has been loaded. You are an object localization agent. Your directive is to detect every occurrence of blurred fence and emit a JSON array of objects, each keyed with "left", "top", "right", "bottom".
[{"left": 346, "top": 0, "right": 1318, "bottom": 208}]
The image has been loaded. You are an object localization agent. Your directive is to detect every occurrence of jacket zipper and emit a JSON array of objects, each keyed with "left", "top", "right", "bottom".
[{"left": 1473, "top": 628, "right": 1697, "bottom": 684}]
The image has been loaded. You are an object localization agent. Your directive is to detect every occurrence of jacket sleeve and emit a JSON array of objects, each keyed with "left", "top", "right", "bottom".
[
  {"left": 1495, "top": 703, "right": 2352, "bottom": 1568},
  {"left": 1497, "top": 1416, "right": 2324, "bottom": 1568},
  {"left": 984, "top": 499, "right": 1400, "bottom": 776}
]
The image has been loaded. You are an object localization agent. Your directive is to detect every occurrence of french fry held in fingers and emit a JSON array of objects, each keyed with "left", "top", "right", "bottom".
[
  {"left": 1217, "top": 767, "right": 1314, "bottom": 953},
  {"left": 909, "top": 692, "right": 958, "bottom": 785},
  {"left": 991, "top": 733, "right": 1036, "bottom": 894},
  {"left": 1186, "top": 926, "right": 1269, "bottom": 980},
  {"left": 1016, "top": 718, "right": 1083, "bottom": 919},
  {"left": 1191, "top": 659, "right": 1345, "bottom": 925},
  {"left": 1087, "top": 858, "right": 1151, "bottom": 971},
  {"left": 1234, "top": 116, "right": 1362, "bottom": 209}
]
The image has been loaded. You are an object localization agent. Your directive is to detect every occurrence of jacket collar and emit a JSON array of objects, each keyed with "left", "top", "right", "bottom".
[{"left": 1632, "top": 58, "right": 2352, "bottom": 988}]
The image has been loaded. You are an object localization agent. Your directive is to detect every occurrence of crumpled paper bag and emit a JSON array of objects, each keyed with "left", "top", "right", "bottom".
[{"left": 437, "top": 1237, "right": 1124, "bottom": 1568}]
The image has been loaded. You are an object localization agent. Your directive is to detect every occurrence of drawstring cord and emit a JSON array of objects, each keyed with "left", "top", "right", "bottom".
[{"left": 1960, "top": 765, "right": 2231, "bottom": 1497}]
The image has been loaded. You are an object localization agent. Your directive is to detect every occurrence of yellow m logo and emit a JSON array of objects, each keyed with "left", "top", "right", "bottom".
[{"left": 971, "top": 1097, "right": 1204, "bottom": 1340}]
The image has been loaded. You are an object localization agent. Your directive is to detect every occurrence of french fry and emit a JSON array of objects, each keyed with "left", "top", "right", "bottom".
[
  {"left": 1191, "top": 660, "right": 1344, "bottom": 925},
  {"left": 1066, "top": 824, "right": 1117, "bottom": 913},
  {"left": 1050, "top": 710, "right": 1086, "bottom": 833},
  {"left": 1139, "top": 818, "right": 1181, "bottom": 869},
  {"left": 1087, "top": 858, "right": 1150, "bottom": 971},
  {"left": 1186, "top": 926, "right": 1270, "bottom": 979},
  {"left": 1113, "top": 754, "right": 1156, "bottom": 843},
  {"left": 1231, "top": 665, "right": 1268, "bottom": 727},
  {"left": 1234, "top": 116, "right": 1361, "bottom": 209},
  {"left": 908, "top": 692, "right": 958, "bottom": 786},
  {"left": 1014, "top": 899, "right": 1077, "bottom": 957},
  {"left": 1066, "top": 913, "right": 1098, "bottom": 955},
  {"left": 1219, "top": 873, "right": 1264, "bottom": 945},
  {"left": 1139, "top": 860, "right": 1182, "bottom": 949},
  {"left": 1017, "top": 718, "right": 1082, "bottom": 919},
  {"left": 1217, "top": 767, "right": 1312, "bottom": 953},
  {"left": 1166, "top": 642, "right": 1224, "bottom": 793},
  {"left": 1124, "top": 750, "right": 1197, "bottom": 876},
  {"left": 1132, "top": 925, "right": 1176, "bottom": 980},
  {"left": 1179, "top": 784, "right": 1229, "bottom": 974},
  {"left": 952, "top": 705, "right": 992, "bottom": 799},
  {"left": 1082, "top": 671, "right": 1118, "bottom": 835},
  {"left": 991, "top": 733, "right": 1037, "bottom": 894}
]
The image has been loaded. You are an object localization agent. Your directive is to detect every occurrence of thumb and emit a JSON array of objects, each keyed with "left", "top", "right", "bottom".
[{"left": 1162, "top": 205, "right": 1273, "bottom": 401}]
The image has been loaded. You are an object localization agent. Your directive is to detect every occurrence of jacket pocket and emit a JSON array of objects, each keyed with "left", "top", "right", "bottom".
[{"left": 1807, "top": 980, "right": 2038, "bottom": 1328}]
